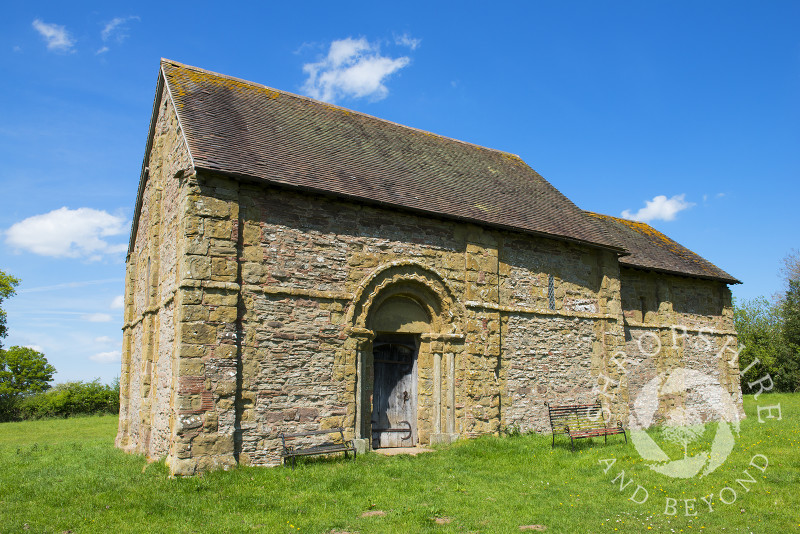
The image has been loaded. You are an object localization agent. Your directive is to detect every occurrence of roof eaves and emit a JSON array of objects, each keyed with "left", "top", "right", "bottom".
[
  {"left": 620, "top": 263, "right": 742, "bottom": 285},
  {"left": 194, "top": 165, "right": 629, "bottom": 255}
]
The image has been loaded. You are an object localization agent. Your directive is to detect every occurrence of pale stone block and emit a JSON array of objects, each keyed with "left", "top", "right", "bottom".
[
  {"left": 215, "top": 380, "right": 236, "bottom": 396},
  {"left": 213, "top": 344, "right": 237, "bottom": 359},
  {"left": 209, "top": 240, "right": 237, "bottom": 256},
  {"left": 184, "top": 255, "right": 211, "bottom": 280},
  {"left": 203, "top": 289, "right": 238, "bottom": 307},
  {"left": 181, "top": 323, "right": 217, "bottom": 345},
  {"left": 182, "top": 305, "right": 209, "bottom": 322},
  {"left": 179, "top": 358, "right": 205, "bottom": 375},
  {"left": 352, "top": 438, "right": 368, "bottom": 455},
  {"left": 185, "top": 237, "right": 209, "bottom": 255},
  {"left": 206, "top": 219, "right": 233, "bottom": 239},
  {"left": 180, "top": 343, "right": 209, "bottom": 358},
  {"left": 243, "top": 223, "right": 262, "bottom": 245},
  {"left": 211, "top": 257, "right": 237, "bottom": 280},
  {"left": 209, "top": 305, "right": 238, "bottom": 323},
  {"left": 189, "top": 196, "right": 231, "bottom": 219}
]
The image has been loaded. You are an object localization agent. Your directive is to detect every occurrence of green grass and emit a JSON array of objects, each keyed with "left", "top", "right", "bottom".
[{"left": 1, "top": 394, "right": 798, "bottom": 533}]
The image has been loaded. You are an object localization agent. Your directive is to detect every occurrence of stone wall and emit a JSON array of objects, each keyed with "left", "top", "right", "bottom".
[
  {"left": 117, "top": 86, "right": 193, "bottom": 460},
  {"left": 159, "top": 169, "right": 626, "bottom": 473},
  {"left": 618, "top": 269, "right": 743, "bottom": 424},
  {"left": 503, "top": 315, "right": 599, "bottom": 432}
]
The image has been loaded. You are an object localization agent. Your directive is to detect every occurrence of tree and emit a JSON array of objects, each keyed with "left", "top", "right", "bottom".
[
  {"left": 0, "top": 346, "right": 56, "bottom": 421},
  {"left": 779, "top": 279, "right": 800, "bottom": 391},
  {"left": 734, "top": 250, "right": 800, "bottom": 393},
  {"left": 734, "top": 296, "right": 782, "bottom": 387},
  {"left": 0, "top": 269, "right": 20, "bottom": 350},
  {"left": 780, "top": 249, "right": 800, "bottom": 290}
]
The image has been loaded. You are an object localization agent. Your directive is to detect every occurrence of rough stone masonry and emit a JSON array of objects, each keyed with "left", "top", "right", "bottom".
[{"left": 115, "top": 60, "right": 743, "bottom": 475}]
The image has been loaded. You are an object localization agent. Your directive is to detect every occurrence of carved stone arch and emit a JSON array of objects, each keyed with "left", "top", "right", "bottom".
[
  {"left": 346, "top": 260, "right": 465, "bottom": 450},
  {"left": 347, "top": 260, "right": 464, "bottom": 335}
]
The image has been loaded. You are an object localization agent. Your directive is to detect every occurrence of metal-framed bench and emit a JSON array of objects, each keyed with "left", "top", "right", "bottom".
[
  {"left": 545, "top": 401, "right": 627, "bottom": 451},
  {"left": 279, "top": 427, "right": 356, "bottom": 469}
]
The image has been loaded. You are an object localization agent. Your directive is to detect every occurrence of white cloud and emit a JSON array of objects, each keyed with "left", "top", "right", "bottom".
[
  {"left": 302, "top": 37, "right": 411, "bottom": 103},
  {"left": 83, "top": 313, "right": 113, "bottom": 323},
  {"left": 110, "top": 295, "right": 124, "bottom": 309},
  {"left": 13, "top": 45, "right": 23, "bottom": 53},
  {"left": 621, "top": 194, "right": 694, "bottom": 222},
  {"left": 96, "top": 46, "right": 109, "bottom": 55},
  {"left": 101, "top": 16, "right": 140, "bottom": 43},
  {"left": 32, "top": 19, "right": 75, "bottom": 52},
  {"left": 94, "top": 336, "right": 114, "bottom": 344},
  {"left": 395, "top": 34, "right": 421, "bottom": 50},
  {"left": 19, "top": 278, "right": 122, "bottom": 293},
  {"left": 90, "top": 350, "right": 120, "bottom": 363},
  {"left": 5, "top": 207, "right": 128, "bottom": 260},
  {"left": 25, "top": 345, "right": 44, "bottom": 353}
]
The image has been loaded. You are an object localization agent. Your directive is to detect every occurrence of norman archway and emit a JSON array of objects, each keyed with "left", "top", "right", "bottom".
[{"left": 344, "top": 262, "right": 465, "bottom": 449}]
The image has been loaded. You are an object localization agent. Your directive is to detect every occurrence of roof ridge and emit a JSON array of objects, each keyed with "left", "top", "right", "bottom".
[{"left": 160, "top": 58, "right": 523, "bottom": 161}]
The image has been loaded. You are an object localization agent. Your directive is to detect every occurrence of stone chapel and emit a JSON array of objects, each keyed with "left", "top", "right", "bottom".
[{"left": 116, "top": 59, "right": 743, "bottom": 475}]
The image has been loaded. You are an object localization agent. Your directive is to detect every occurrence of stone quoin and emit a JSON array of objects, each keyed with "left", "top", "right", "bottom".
[{"left": 115, "top": 59, "right": 744, "bottom": 475}]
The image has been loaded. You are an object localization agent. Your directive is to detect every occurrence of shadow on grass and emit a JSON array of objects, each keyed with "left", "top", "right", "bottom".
[
  {"left": 549, "top": 433, "right": 629, "bottom": 452},
  {"left": 280, "top": 451, "right": 359, "bottom": 470}
]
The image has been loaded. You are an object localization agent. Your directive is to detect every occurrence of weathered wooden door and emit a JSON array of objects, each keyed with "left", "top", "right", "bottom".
[{"left": 371, "top": 335, "right": 417, "bottom": 448}]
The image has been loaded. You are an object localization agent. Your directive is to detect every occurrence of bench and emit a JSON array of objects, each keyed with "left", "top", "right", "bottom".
[
  {"left": 545, "top": 401, "right": 627, "bottom": 451},
  {"left": 279, "top": 427, "right": 356, "bottom": 469}
]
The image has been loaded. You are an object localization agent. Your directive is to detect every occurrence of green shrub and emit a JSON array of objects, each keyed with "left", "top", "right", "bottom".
[{"left": 19, "top": 379, "right": 119, "bottom": 419}]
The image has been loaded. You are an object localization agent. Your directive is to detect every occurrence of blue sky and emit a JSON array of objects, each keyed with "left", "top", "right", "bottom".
[{"left": 1, "top": 1, "right": 798, "bottom": 383}]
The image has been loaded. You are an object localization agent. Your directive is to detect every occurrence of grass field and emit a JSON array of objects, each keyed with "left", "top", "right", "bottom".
[{"left": 1, "top": 393, "right": 798, "bottom": 533}]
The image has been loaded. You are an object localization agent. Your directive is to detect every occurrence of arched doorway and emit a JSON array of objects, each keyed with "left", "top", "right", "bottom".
[{"left": 346, "top": 262, "right": 466, "bottom": 450}]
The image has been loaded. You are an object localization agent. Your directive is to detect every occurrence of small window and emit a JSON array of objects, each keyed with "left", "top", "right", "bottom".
[
  {"left": 548, "top": 274, "right": 555, "bottom": 311},
  {"left": 145, "top": 257, "right": 151, "bottom": 308},
  {"left": 640, "top": 296, "right": 647, "bottom": 323}
]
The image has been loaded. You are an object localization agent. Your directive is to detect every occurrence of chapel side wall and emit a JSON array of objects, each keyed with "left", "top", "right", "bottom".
[
  {"left": 239, "top": 184, "right": 467, "bottom": 466},
  {"left": 619, "top": 269, "right": 743, "bottom": 423},
  {"left": 168, "top": 174, "right": 623, "bottom": 470},
  {"left": 500, "top": 243, "right": 627, "bottom": 433},
  {"left": 116, "top": 87, "right": 192, "bottom": 459}
]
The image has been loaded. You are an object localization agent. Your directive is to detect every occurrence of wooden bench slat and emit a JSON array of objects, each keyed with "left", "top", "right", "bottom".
[
  {"left": 281, "top": 427, "right": 345, "bottom": 438},
  {"left": 281, "top": 445, "right": 352, "bottom": 457}
]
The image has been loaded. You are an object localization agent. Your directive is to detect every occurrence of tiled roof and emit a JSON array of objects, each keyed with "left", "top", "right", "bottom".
[
  {"left": 586, "top": 212, "right": 740, "bottom": 284},
  {"left": 158, "top": 59, "right": 624, "bottom": 252}
]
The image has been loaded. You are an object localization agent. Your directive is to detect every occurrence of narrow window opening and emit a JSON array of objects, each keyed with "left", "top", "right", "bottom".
[
  {"left": 146, "top": 257, "right": 151, "bottom": 308},
  {"left": 548, "top": 274, "right": 555, "bottom": 311},
  {"left": 640, "top": 296, "right": 647, "bottom": 323}
]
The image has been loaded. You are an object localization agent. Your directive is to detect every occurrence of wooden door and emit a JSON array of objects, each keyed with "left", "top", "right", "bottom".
[{"left": 371, "top": 336, "right": 417, "bottom": 448}]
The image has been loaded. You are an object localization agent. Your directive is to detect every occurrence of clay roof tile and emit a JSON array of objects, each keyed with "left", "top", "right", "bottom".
[{"left": 159, "top": 59, "right": 625, "bottom": 252}]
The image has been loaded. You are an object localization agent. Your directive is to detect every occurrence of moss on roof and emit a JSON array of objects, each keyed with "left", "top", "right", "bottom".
[
  {"left": 158, "top": 59, "right": 625, "bottom": 252},
  {"left": 586, "top": 212, "right": 740, "bottom": 284}
]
